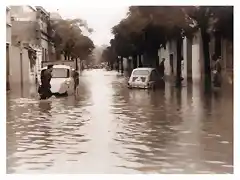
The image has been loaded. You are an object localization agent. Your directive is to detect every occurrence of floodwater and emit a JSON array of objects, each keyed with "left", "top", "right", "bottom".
[{"left": 6, "top": 69, "right": 233, "bottom": 174}]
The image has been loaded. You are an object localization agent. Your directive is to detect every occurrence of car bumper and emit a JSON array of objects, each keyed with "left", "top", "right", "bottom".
[
  {"left": 51, "top": 84, "right": 69, "bottom": 94},
  {"left": 128, "top": 84, "right": 150, "bottom": 89}
]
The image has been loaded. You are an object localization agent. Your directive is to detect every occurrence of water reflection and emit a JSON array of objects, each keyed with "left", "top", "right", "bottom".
[{"left": 7, "top": 69, "right": 233, "bottom": 174}]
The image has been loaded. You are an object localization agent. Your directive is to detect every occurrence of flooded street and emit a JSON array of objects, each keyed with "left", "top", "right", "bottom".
[{"left": 6, "top": 69, "right": 233, "bottom": 174}]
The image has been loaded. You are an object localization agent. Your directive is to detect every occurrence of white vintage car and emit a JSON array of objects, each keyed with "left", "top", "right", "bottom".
[
  {"left": 40, "top": 65, "right": 75, "bottom": 95},
  {"left": 128, "top": 67, "right": 163, "bottom": 89}
]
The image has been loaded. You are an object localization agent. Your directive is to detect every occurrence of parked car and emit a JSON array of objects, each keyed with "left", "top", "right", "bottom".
[
  {"left": 40, "top": 65, "right": 75, "bottom": 95},
  {"left": 128, "top": 67, "right": 163, "bottom": 89}
]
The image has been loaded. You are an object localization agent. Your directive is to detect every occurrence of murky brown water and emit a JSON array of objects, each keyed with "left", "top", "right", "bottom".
[{"left": 6, "top": 69, "right": 233, "bottom": 174}]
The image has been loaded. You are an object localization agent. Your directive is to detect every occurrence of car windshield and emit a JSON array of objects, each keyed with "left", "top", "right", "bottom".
[
  {"left": 132, "top": 70, "right": 150, "bottom": 76},
  {"left": 52, "top": 68, "right": 69, "bottom": 78}
]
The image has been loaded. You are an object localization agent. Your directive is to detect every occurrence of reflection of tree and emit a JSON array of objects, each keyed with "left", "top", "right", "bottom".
[
  {"left": 111, "top": 86, "right": 183, "bottom": 165},
  {"left": 140, "top": 88, "right": 183, "bottom": 153}
]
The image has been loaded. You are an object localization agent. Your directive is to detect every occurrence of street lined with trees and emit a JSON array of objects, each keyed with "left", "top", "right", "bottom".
[{"left": 102, "top": 6, "right": 233, "bottom": 87}]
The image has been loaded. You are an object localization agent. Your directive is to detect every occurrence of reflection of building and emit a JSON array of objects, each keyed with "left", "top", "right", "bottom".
[{"left": 6, "top": 6, "right": 12, "bottom": 90}]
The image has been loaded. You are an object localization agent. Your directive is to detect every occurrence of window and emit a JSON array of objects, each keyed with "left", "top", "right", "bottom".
[
  {"left": 45, "top": 49, "right": 48, "bottom": 61},
  {"left": 170, "top": 54, "right": 174, "bottom": 74},
  {"left": 132, "top": 70, "right": 150, "bottom": 76},
  {"left": 52, "top": 68, "right": 70, "bottom": 78},
  {"left": 42, "top": 48, "right": 45, "bottom": 62}
]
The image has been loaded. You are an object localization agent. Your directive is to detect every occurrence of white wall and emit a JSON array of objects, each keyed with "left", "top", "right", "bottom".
[
  {"left": 9, "top": 46, "right": 31, "bottom": 87},
  {"left": 170, "top": 40, "right": 178, "bottom": 76},
  {"left": 6, "top": 8, "right": 12, "bottom": 44},
  {"left": 158, "top": 39, "right": 177, "bottom": 78},
  {"left": 159, "top": 43, "right": 170, "bottom": 76},
  {"left": 191, "top": 31, "right": 204, "bottom": 83},
  {"left": 123, "top": 58, "right": 128, "bottom": 70},
  {"left": 221, "top": 38, "right": 233, "bottom": 85},
  {"left": 10, "top": 6, "right": 37, "bottom": 21},
  {"left": 182, "top": 38, "right": 188, "bottom": 83}
]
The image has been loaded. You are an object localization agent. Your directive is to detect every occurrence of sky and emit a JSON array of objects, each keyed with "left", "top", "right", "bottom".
[{"left": 45, "top": 6, "right": 129, "bottom": 47}]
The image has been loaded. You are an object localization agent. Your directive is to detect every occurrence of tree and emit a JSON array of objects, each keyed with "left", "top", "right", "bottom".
[
  {"left": 184, "top": 6, "right": 233, "bottom": 88},
  {"left": 101, "top": 47, "right": 114, "bottom": 69},
  {"left": 50, "top": 18, "right": 94, "bottom": 61},
  {"left": 72, "top": 35, "right": 95, "bottom": 60}
]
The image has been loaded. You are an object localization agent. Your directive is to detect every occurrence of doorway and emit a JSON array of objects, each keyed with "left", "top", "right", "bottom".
[
  {"left": 170, "top": 53, "right": 174, "bottom": 75},
  {"left": 6, "top": 44, "right": 10, "bottom": 90}
]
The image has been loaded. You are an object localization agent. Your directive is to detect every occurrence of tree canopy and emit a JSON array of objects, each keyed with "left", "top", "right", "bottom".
[
  {"left": 110, "top": 6, "right": 233, "bottom": 57},
  {"left": 50, "top": 18, "right": 95, "bottom": 60}
]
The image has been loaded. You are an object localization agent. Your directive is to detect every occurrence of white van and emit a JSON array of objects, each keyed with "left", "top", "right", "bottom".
[{"left": 40, "top": 65, "right": 75, "bottom": 95}]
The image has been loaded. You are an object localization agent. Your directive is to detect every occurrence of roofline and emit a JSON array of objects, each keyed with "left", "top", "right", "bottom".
[
  {"left": 35, "top": 6, "right": 49, "bottom": 16},
  {"left": 28, "top": 6, "right": 37, "bottom": 12},
  {"left": 42, "top": 64, "right": 72, "bottom": 69},
  {"left": 133, "top": 67, "right": 155, "bottom": 70}
]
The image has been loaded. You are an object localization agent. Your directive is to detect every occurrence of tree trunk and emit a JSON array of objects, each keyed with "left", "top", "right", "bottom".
[
  {"left": 117, "top": 58, "right": 120, "bottom": 72},
  {"left": 214, "top": 30, "right": 222, "bottom": 58},
  {"left": 127, "top": 57, "right": 132, "bottom": 76},
  {"left": 64, "top": 53, "right": 67, "bottom": 60},
  {"left": 201, "top": 27, "right": 211, "bottom": 90},
  {"left": 175, "top": 36, "right": 182, "bottom": 87},
  {"left": 110, "top": 62, "right": 113, "bottom": 70},
  {"left": 120, "top": 57, "right": 124, "bottom": 74},
  {"left": 138, "top": 55, "right": 143, "bottom": 67},
  {"left": 133, "top": 55, "right": 137, "bottom": 69},
  {"left": 75, "top": 58, "right": 78, "bottom": 70}
]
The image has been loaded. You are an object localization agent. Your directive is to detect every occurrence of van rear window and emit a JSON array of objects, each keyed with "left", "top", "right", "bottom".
[{"left": 52, "top": 68, "right": 69, "bottom": 78}]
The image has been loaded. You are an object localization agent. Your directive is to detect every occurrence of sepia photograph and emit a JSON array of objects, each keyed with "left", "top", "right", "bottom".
[{"left": 5, "top": 3, "right": 234, "bottom": 175}]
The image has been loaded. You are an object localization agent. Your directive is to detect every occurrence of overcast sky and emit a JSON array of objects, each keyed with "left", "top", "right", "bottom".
[{"left": 45, "top": 6, "right": 129, "bottom": 47}]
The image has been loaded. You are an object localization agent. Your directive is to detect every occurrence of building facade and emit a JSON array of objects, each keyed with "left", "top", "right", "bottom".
[
  {"left": 10, "top": 6, "right": 54, "bottom": 63},
  {"left": 6, "top": 6, "right": 54, "bottom": 91},
  {"left": 158, "top": 29, "right": 233, "bottom": 86},
  {"left": 6, "top": 6, "right": 12, "bottom": 90},
  {"left": 36, "top": 6, "right": 51, "bottom": 63},
  {"left": 8, "top": 6, "right": 55, "bottom": 92}
]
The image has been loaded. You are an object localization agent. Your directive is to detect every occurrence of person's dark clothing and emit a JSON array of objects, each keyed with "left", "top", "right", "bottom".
[
  {"left": 38, "top": 69, "right": 53, "bottom": 100},
  {"left": 159, "top": 61, "right": 165, "bottom": 78},
  {"left": 73, "top": 70, "right": 79, "bottom": 90},
  {"left": 212, "top": 59, "right": 222, "bottom": 87}
]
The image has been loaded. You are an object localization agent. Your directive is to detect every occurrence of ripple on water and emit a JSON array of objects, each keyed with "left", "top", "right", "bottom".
[{"left": 6, "top": 70, "right": 233, "bottom": 174}]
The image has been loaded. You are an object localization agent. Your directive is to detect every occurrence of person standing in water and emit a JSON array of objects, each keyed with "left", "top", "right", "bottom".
[
  {"left": 39, "top": 65, "right": 53, "bottom": 100},
  {"left": 159, "top": 58, "right": 165, "bottom": 79},
  {"left": 212, "top": 55, "right": 222, "bottom": 87},
  {"left": 73, "top": 69, "right": 79, "bottom": 92}
]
